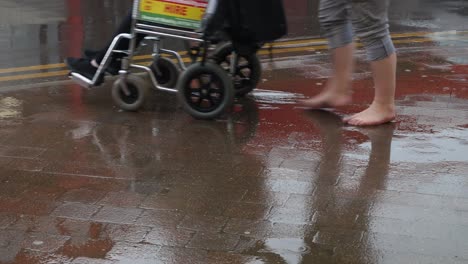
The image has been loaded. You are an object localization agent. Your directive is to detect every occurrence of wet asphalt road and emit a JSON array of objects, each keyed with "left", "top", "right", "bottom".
[{"left": 0, "top": 0, "right": 467, "bottom": 263}]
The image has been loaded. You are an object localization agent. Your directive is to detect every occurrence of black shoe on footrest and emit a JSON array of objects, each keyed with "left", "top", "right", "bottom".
[
  {"left": 66, "top": 57, "right": 104, "bottom": 86},
  {"left": 83, "top": 50, "right": 121, "bottom": 76}
]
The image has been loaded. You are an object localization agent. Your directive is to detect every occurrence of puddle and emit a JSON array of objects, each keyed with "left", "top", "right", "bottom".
[
  {"left": 246, "top": 238, "right": 311, "bottom": 264},
  {"left": 0, "top": 96, "right": 22, "bottom": 119},
  {"left": 69, "top": 122, "right": 97, "bottom": 140},
  {"left": 348, "top": 128, "right": 468, "bottom": 163},
  {"left": 250, "top": 89, "right": 304, "bottom": 105}
]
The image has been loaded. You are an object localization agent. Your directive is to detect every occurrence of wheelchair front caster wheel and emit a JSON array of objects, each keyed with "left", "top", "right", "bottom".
[{"left": 112, "top": 75, "right": 148, "bottom": 111}]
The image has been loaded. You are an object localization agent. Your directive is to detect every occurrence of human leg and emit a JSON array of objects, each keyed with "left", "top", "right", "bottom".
[
  {"left": 301, "top": 0, "right": 354, "bottom": 109},
  {"left": 344, "top": 0, "right": 396, "bottom": 126}
]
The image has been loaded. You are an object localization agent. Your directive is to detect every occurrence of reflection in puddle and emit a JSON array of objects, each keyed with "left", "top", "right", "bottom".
[
  {"left": 250, "top": 89, "right": 304, "bottom": 105},
  {"left": 258, "top": 238, "right": 310, "bottom": 264},
  {"left": 69, "top": 122, "right": 97, "bottom": 140},
  {"left": 0, "top": 96, "right": 22, "bottom": 119},
  {"left": 348, "top": 128, "right": 468, "bottom": 163},
  {"left": 445, "top": 57, "right": 468, "bottom": 65}
]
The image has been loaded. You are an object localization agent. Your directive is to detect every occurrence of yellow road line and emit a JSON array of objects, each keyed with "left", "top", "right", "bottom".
[
  {"left": 0, "top": 31, "right": 454, "bottom": 74},
  {"left": 264, "top": 30, "right": 457, "bottom": 48},
  {"left": 0, "top": 36, "right": 445, "bottom": 83},
  {"left": 0, "top": 70, "right": 70, "bottom": 82},
  {"left": 0, "top": 63, "right": 66, "bottom": 74}
]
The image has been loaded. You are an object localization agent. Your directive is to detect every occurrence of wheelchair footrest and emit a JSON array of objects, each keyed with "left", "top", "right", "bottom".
[{"left": 69, "top": 72, "right": 94, "bottom": 89}]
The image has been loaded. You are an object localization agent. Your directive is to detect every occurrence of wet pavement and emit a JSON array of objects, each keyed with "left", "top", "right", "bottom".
[{"left": 0, "top": 0, "right": 468, "bottom": 263}]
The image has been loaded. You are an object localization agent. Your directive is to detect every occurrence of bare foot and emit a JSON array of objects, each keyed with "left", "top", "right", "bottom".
[
  {"left": 344, "top": 103, "right": 395, "bottom": 126},
  {"left": 300, "top": 90, "right": 351, "bottom": 109}
]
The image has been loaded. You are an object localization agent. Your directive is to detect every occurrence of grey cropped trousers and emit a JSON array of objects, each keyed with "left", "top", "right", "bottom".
[{"left": 319, "top": 0, "right": 396, "bottom": 61}]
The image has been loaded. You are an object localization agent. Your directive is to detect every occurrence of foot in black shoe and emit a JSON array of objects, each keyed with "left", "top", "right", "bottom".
[
  {"left": 66, "top": 57, "right": 104, "bottom": 85},
  {"left": 83, "top": 49, "right": 121, "bottom": 76}
]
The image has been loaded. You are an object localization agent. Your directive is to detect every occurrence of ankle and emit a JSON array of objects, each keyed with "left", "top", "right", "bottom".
[
  {"left": 371, "top": 101, "right": 395, "bottom": 111},
  {"left": 327, "top": 87, "right": 351, "bottom": 97},
  {"left": 327, "top": 79, "right": 351, "bottom": 95}
]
